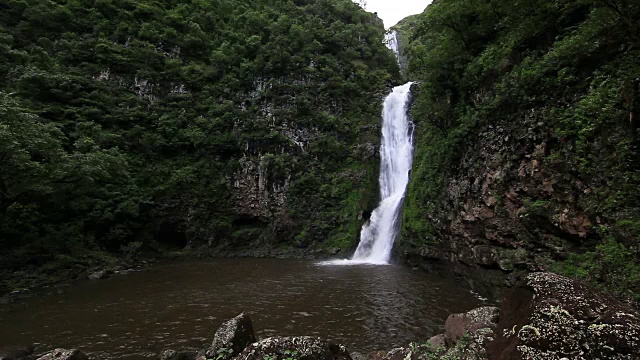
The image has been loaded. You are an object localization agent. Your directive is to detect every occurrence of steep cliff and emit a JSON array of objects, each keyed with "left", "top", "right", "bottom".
[
  {"left": 399, "top": 0, "right": 640, "bottom": 300},
  {"left": 0, "top": 0, "right": 399, "bottom": 289}
]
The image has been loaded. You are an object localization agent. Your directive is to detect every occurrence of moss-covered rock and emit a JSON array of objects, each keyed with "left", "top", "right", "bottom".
[
  {"left": 488, "top": 272, "right": 640, "bottom": 359},
  {"left": 236, "top": 337, "right": 352, "bottom": 360}
]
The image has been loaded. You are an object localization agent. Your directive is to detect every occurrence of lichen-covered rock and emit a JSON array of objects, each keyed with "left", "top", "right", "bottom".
[
  {"left": 379, "top": 348, "right": 412, "bottom": 360},
  {"left": 445, "top": 313, "right": 482, "bottom": 347},
  {"left": 487, "top": 272, "right": 640, "bottom": 359},
  {"left": 206, "top": 313, "right": 256, "bottom": 359},
  {"left": 235, "top": 337, "right": 351, "bottom": 360},
  {"left": 465, "top": 307, "right": 500, "bottom": 327},
  {"left": 447, "top": 327, "right": 494, "bottom": 360},
  {"left": 444, "top": 306, "right": 500, "bottom": 347},
  {"left": 158, "top": 349, "right": 197, "bottom": 360},
  {"left": 35, "top": 349, "right": 88, "bottom": 360},
  {"left": 361, "top": 348, "right": 416, "bottom": 360}
]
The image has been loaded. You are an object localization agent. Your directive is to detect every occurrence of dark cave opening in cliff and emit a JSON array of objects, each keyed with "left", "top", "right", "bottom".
[{"left": 156, "top": 222, "right": 189, "bottom": 249}]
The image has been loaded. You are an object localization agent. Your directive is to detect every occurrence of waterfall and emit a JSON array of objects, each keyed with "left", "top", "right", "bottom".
[
  {"left": 321, "top": 82, "right": 415, "bottom": 266},
  {"left": 385, "top": 30, "right": 400, "bottom": 62}
]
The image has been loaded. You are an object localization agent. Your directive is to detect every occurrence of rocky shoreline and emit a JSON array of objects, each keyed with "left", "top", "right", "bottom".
[
  {"left": 3, "top": 272, "right": 639, "bottom": 360},
  {"left": 0, "top": 257, "right": 155, "bottom": 306},
  {"left": 0, "top": 247, "right": 349, "bottom": 304}
]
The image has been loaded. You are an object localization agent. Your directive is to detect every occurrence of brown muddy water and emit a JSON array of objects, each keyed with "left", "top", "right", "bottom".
[{"left": 0, "top": 259, "right": 486, "bottom": 359}]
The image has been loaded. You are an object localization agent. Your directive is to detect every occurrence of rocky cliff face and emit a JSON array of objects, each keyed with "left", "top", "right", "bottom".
[
  {"left": 402, "top": 108, "right": 596, "bottom": 276},
  {"left": 400, "top": 91, "right": 640, "bottom": 297},
  {"left": 396, "top": 0, "right": 640, "bottom": 299}
]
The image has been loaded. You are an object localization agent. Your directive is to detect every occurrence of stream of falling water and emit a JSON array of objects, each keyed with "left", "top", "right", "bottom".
[
  {"left": 323, "top": 82, "right": 414, "bottom": 265},
  {"left": 385, "top": 30, "right": 400, "bottom": 64}
]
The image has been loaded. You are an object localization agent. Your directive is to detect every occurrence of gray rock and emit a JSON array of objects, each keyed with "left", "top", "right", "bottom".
[
  {"left": 379, "top": 348, "right": 412, "bottom": 360},
  {"left": 88, "top": 270, "right": 107, "bottom": 280},
  {"left": 159, "top": 350, "right": 177, "bottom": 360},
  {"left": 36, "top": 349, "right": 88, "bottom": 360},
  {"left": 465, "top": 306, "right": 500, "bottom": 327},
  {"left": 444, "top": 306, "right": 500, "bottom": 348},
  {"left": 487, "top": 272, "right": 640, "bottom": 359},
  {"left": 427, "top": 334, "right": 446, "bottom": 348},
  {"left": 348, "top": 351, "right": 367, "bottom": 360},
  {"left": 444, "top": 313, "right": 484, "bottom": 347},
  {"left": 158, "top": 349, "right": 196, "bottom": 360},
  {"left": 206, "top": 313, "right": 256, "bottom": 359},
  {"left": 235, "top": 336, "right": 351, "bottom": 360},
  {"left": 0, "top": 345, "right": 35, "bottom": 360}
]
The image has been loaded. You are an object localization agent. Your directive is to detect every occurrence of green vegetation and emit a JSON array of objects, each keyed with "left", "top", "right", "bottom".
[
  {"left": 409, "top": 340, "right": 446, "bottom": 360},
  {"left": 213, "top": 347, "right": 234, "bottom": 360},
  {"left": 553, "top": 237, "right": 640, "bottom": 301},
  {"left": 408, "top": 333, "right": 473, "bottom": 360},
  {"left": 0, "top": 0, "right": 398, "bottom": 292},
  {"left": 259, "top": 350, "right": 302, "bottom": 360},
  {"left": 282, "top": 349, "right": 299, "bottom": 360},
  {"left": 399, "top": 0, "right": 640, "bottom": 299}
]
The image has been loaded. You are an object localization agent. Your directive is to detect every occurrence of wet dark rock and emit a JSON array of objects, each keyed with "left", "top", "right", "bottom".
[
  {"left": 367, "top": 350, "right": 388, "bottom": 360},
  {"left": 158, "top": 349, "right": 197, "bottom": 360},
  {"left": 206, "top": 313, "right": 256, "bottom": 359},
  {"left": 377, "top": 348, "right": 411, "bottom": 360},
  {"left": 236, "top": 337, "right": 351, "bottom": 360},
  {"left": 35, "top": 349, "right": 88, "bottom": 360},
  {"left": 0, "top": 345, "right": 35, "bottom": 360},
  {"left": 87, "top": 270, "right": 108, "bottom": 280},
  {"left": 487, "top": 272, "right": 640, "bottom": 359},
  {"left": 348, "top": 351, "right": 367, "bottom": 360}
]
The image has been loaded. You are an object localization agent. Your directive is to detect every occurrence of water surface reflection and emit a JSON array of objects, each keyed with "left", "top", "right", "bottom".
[{"left": 0, "top": 259, "right": 485, "bottom": 359}]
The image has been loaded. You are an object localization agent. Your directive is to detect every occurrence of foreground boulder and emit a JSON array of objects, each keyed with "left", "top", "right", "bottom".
[
  {"left": 381, "top": 273, "right": 640, "bottom": 359},
  {"left": 381, "top": 306, "right": 500, "bottom": 360},
  {"left": 487, "top": 272, "right": 640, "bottom": 359},
  {"left": 87, "top": 270, "right": 108, "bottom": 280},
  {"left": 35, "top": 349, "right": 88, "bottom": 360},
  {"left": 236, "top": 337, "right": 351, "bottom": 360},
  {"left": 206, "top": 313, "right": 256, "bottom": 359},
  {"left": 444, "top": 306, "right": 500, "bottom": 347},
  {"left": 158, "top": 349, "right": 199, "bottom": 360},
  {"left": 0, "top": 346, "right": 35, "bottom": 360}
]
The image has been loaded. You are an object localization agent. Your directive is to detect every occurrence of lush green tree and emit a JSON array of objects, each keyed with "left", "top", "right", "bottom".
[
  {"left": 0, "top": 0, "right": 399, "bottom": 291},
  {"left": 400, "top": 0, "right": 640, "bottom": 299}
]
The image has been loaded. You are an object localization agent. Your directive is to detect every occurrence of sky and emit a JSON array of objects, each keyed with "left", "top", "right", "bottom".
[{"left": 360, "top": 0, "right": 432, "bottom": 28}]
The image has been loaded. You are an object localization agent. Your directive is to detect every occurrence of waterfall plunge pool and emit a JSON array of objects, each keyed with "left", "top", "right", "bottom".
[{"left": 0, "top": 259, "right": 487, "bottom": 359}]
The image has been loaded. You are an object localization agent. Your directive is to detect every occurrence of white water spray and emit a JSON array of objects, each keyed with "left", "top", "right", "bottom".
[
  {"left": 385, "top": 30, "right": 400, "bottom": 62},
  {"left": 322, "top": 82, "right": 414, "bottom": 266}
]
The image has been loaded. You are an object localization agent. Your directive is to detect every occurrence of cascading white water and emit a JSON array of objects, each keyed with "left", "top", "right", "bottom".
[
  {"left": 384, "top": 30, "right": 400, "bottom": 63},
  {"left": 321, "top": 82, "right": 414, "bottom": 266},
  {"left": 351, "top": 82, "right": 414, "bottom": 264}
]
